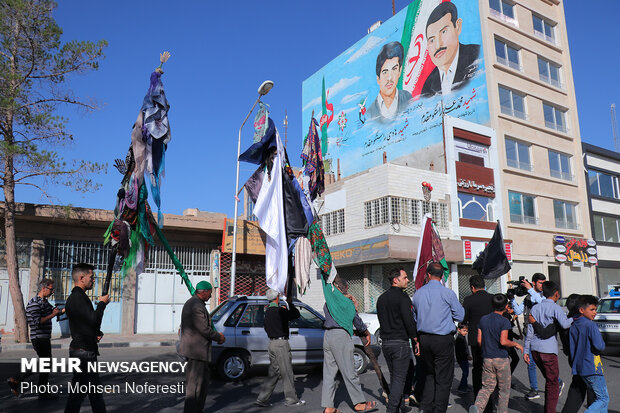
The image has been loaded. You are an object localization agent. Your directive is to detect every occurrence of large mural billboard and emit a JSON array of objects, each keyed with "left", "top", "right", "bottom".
[{"left": 302, "top": 0, "right": 490, "bottom": 178}]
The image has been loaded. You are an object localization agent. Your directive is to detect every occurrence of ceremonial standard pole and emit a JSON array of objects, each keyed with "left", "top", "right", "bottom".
[{"left": 230, "top": 80, "right": 274, "bottom": 297}]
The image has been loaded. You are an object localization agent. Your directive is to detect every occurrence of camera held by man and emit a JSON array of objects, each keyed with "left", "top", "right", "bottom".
[{"left": 506, "top": 276, "right": 529, "bottom": 300}]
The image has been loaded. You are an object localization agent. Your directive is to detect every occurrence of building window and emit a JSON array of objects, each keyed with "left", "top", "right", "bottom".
[
  {"left": 489, "top": 0, "right": 516, "bottom": 23},
  {"left": 505, "top": 138, "right": 531, "bottom": 170},
  {"left": 538, "top": 57, "right": 562, "bottom": 88},
  {"left": 543, "top": 103, "right": 567, "bottom": 132},
  {"left": 508, "top": 191, "right": 536, "bottom": 224},
  {"left": 588, "top": 170, "right": 619, "bottom": 199},
  {"left": 495, "top": 39, "right": 520, "bottom": 70},
  {"left": 548, "top": 150, "right": 572, "bottom": 180},
  {"left": 553, "top": 200, "right": 577, "bottom": 230},
  {"left": 321, "top": 208, "right": 345, "bottom": 236},
  {"left": 593, "top": 214, "right": 620, "bottom": 243},
  {"left": 532, "top": 14, "right": 556, "bottom": 44},
  {"left": 458, "top": 193, "right": 494, "bottom": 221},
  {"left": 499, "top": 86, "right": 526, "bottom": 119},
  {"left": 364, "top": 196, "right": 448, "bottom": 228}
]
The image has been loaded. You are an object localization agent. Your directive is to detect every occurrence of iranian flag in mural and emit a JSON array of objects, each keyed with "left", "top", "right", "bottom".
[{"left": 399, "top": 0, "right": 443, "bottom": 97}]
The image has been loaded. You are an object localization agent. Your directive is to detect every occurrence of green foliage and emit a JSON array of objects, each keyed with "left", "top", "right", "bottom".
[{"left": 0, "top": 0, "right": 108, "bottom": 197}]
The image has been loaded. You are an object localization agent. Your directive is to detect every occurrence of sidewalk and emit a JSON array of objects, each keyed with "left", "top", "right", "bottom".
[{"left": 0, "top": 333, "right": 178, "bottom": 352}]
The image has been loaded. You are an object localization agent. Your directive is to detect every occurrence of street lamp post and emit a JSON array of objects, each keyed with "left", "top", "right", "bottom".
[{"left": 230, "top": 80, "right": 274, "bottom": 297}]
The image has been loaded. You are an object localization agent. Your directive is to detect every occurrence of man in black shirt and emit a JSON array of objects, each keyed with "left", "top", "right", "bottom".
[
  {"left": 462, "top": 275, "right": 493, "bottom": 407},
  {"left": 255, "top": 289, "right": 305, "bottom": 407},
  {"left": 377, "top": 268, "right": 417, "bottom": 413},
  {"left": 64, "top": 263, "right": 109, "bottom": 413}
]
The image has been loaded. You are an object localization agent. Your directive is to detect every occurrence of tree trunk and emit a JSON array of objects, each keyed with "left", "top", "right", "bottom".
[
  {"left": 3, "top": 155, "right": 29, "bottom": 343},
  {"left": 2, "top": 4, "right": 28, "bottom": 343}
]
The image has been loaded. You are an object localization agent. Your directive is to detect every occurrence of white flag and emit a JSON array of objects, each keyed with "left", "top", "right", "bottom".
[{"left": 253, "top": 131, "right": 288, "bottom": 294}]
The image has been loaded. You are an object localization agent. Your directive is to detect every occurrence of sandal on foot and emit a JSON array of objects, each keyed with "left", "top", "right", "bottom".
[{"left": 354, "top": 401, "right": 377, "bottom": 412}]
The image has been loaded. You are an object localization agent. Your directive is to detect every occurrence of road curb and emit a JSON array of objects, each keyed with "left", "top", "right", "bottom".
[{"left": 0, "top": 340, "right": 177, "bottom": 352}]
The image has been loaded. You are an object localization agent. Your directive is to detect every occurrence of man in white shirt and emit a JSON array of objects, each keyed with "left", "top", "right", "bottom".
[
  {"left": 421, "top": 2, "right": 480, "bottom": 97},
  {"left": 367, "top": 41, "right": 412, "bottom": 123}
]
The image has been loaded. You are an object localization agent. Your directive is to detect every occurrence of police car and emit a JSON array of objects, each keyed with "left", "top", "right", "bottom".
[{"left": 594, "top": 286, "right": 620, "bottom": 352}]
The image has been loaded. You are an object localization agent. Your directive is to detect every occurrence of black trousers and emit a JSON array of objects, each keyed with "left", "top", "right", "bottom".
[
  {"left": 419, "top": 334, "right": 454, "bottom": 413},
  {"left": 17, "top": 338, "right": 52, "bottom": 386},
  {"left": 470, "top": 345, "right": 483, "bottom": 395},
  {"left": 560, "top": 374, "right": 595, "bottom": 413},
  {"left": 382, "top": 340, "right": 411, "bottom": 413},
  {"left": 508, "top": 346, "right": 520, "bottom": 373},
  {"left": 403, "top": 357, "right": 415, "bottom": 396},
  {"left": 64, "top": 349, "right": 106, "bottom": 413}
]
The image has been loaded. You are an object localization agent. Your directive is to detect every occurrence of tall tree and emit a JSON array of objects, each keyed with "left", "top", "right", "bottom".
[{"left": 0, "top": 0, "right": 107, "bottom": 342}]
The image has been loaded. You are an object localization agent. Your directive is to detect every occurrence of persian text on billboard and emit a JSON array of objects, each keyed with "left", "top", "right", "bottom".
[{"left": 301, "top": 0, "right": 490, "bottom": 178}]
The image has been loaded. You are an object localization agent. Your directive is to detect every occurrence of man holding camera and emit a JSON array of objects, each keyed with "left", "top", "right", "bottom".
[
  {"left": 510, "top": 273, "right": 564, "bottom": 400},
  {"left": 7, "top": 278, "right": 64, "bottom": 399}
]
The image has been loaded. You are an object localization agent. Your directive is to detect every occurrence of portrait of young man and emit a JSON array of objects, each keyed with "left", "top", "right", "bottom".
[{"left": 367, "top": 41, "right": 412, "bottom": 123}]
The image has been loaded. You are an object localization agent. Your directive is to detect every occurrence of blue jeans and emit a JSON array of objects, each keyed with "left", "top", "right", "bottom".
[
  {"left": 458, "top": 360, "right": 469, "bottom": 390},
  {"left": 527, "top": 352, "right": 539, "bottom": 390},
  {"left": 581, "top": 375, "right": 609, "bottom": 413}
]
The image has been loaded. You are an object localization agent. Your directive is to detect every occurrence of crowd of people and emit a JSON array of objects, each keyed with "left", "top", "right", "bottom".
[
  {"left": 371, "top": 267, "right": 610, "bottom": 413},
  {"left": 7, "top": 262, "right": 610, "bottom": 413}
]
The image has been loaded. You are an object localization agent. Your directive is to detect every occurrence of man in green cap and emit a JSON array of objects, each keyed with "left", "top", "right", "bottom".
[{"left": 179, "top": 281, "right": 225, "bottom": 413}]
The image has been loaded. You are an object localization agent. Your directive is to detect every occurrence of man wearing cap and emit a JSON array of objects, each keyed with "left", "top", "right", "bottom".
[
  {"left": 255, "top": 289, "right": 306, "bottom": 407},
  {"left": 179, "top": 281, "right": 225, "bottom": 413}
]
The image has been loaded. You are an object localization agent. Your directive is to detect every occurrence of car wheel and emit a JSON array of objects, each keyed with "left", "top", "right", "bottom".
[
  {"left": 217, "top": 350, "right": 249, "bottom": 381},
  {"left": 375, "top": 329, "right": 382, "bottom": 346},
  {"left": 352, "top": 347, "right": 369, "bottom": 375}
]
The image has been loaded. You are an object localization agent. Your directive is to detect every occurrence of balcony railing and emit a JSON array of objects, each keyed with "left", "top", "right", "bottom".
[
  {"left": 501, "top": 105, "right": 527, "bottom": 120},
  {"left": 534, "top": 29, "right": 556, "bottom": 45},
  {"left": 550, "top": 169, "right": 573, "bottom": 181},
  {"left": 497, "top": 56, "right": 521, "bottom": 71},
  {"left": 510, "top": 214, "right": 537, "bottom": 225},
  {"left": 507, "top": 159, "right": 532, "bottom": 171},
  {"left": 539, "top": 74, "right": 563, "bottom": 89},
  {"left": 545, "top": 120, "right": 567, "bottom": 133}
]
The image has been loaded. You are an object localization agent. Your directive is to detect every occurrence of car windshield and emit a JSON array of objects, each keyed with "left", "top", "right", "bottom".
[
  {"left": 598, "top": 298, "right": 620, "bottom": 314},
  {"left": 211, "top": 300, "right": 235, "bottom": 323}
]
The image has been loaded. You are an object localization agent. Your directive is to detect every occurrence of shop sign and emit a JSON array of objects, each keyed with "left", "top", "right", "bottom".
[
  {"left": 464, "top": 240, "right": 472, "bottom": 259},
  {"left": 463, "top": 239, "right": 512, "bottom": 263},
  {"left": 222, "top": 219, "right": 266, "bottom": 255},
  {"left": 210, "top": 250, "right": 220, "bottom": 288},
  {"left": 331, "top": 236, "right": 389, "bottom": 266},
  {"left": 505, "top": 243, "right": 512, "bottom": 261},
  {"left": 553, "top": 236, "right": 597, "bottom": 266},
  {"left": 457, "top": 179, "right": 495, "bottom": 194}
]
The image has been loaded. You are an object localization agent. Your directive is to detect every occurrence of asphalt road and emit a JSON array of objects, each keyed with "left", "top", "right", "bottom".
[{"left": 1, "top": 346, "right": 619, "bottom": 412}]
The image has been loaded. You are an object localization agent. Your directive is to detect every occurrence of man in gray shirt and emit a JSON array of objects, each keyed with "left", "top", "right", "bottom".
[{"left": 322, "top": 277, "right": 375, "bottom": 413}]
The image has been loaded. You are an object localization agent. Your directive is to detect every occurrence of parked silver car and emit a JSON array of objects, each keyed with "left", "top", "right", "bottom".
[{"left": 209, "top": 296, "right": 380, "bottom": 380}]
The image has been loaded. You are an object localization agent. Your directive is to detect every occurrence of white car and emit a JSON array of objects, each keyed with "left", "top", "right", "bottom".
[
  {"left": 594, "top": 289, "right": 620, "bottom": 354},
  {"left": 359, "top": 311, "right": 381, "bottom": 344}
]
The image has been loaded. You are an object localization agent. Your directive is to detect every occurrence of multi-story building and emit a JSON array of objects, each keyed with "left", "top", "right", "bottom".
[
  {"left": 582, "top": 142, "right": 620, "bottom": 297},
  {"left": 482, "top": 0, "right": 595, "bottom": 296},
  {"left": 299, "top": 0, "right": 595, "bottom": 308}
]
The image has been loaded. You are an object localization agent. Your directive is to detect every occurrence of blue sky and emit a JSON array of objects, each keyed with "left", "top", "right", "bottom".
[{"left": 10, "top": 0, "right": 620, "bottom": 218}]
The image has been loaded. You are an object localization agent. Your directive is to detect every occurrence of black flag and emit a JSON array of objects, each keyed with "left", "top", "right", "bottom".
[{"left": 472, "top": 221, "right": 511, "bottom": 279}]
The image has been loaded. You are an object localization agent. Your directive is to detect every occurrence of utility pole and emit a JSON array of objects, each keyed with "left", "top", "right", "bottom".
[
  {"left": 611, "top": 103, "right": 619, "bottom": 152},
  {"left": 284, "top": 110, "right": 288, "bottom": 149},
  {"left": 392, "top": 0, "right": 395, "bottom": 16}
]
